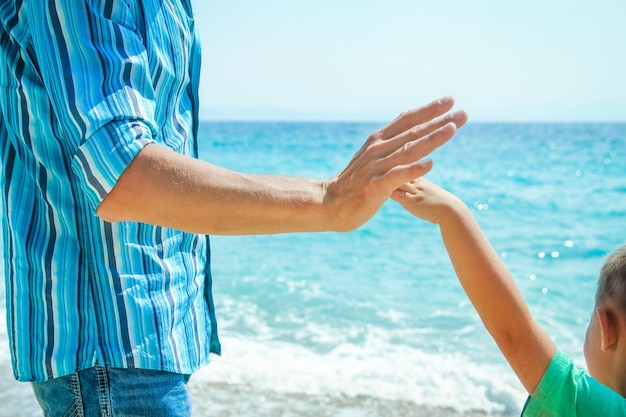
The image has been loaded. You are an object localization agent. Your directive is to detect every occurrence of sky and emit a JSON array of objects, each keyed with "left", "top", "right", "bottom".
[{"left": 192, "top": 1, "right": 626, "bottom": 122}]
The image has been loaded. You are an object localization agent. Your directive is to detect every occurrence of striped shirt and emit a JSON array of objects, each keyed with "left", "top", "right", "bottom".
[{"left": 0, "top": 0, "right": 220, "bottom": 382}]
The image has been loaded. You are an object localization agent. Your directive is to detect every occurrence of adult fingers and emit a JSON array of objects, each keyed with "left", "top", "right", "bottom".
[
  {"left": 376, "top": 122, "right": 457, "bottom": 188},
  {"left": 386, "top": 159, "right": 434, "bottom": 190},
  {"left": 374, "top": 109, "right": 467, "bottom": 160},
  {"left": 376, "top": 96, "right": 455, "bottom": 140}
]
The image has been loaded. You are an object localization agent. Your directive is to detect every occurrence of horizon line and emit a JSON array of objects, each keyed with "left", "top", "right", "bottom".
[{"left": 199, "top": 118, "right": 626, "bottom": 124}]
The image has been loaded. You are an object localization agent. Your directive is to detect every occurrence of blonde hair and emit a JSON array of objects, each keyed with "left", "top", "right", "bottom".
[{"left": 597, "top": 244, "right": 626, "bottom": 315}]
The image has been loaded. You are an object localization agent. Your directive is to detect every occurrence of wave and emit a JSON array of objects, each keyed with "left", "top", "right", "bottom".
[{"left": 193, "top": 332, "right": 526, "bottom": 415}]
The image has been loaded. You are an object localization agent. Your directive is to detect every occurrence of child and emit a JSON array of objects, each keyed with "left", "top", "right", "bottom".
[{"left": 392, "top": 178, "right": 626, "bottom": 416}]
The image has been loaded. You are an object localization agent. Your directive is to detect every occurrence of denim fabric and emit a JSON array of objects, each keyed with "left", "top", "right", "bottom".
[{"left": 31, "top": 367, "right": 192, "bottom": 417}]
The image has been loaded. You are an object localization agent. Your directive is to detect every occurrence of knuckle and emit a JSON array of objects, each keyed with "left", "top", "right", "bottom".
[
  {"left": 409, "top": 125, "right": 423, "bottom": 137},
  {"left": 397, "top": 109, "right": 412, "bottom": 121},
  {"left": 367, "top": 139, "right": 388, "bottom": 155},
  {"left": 367, "top": 130, "right": 384, "bottom": 143}
]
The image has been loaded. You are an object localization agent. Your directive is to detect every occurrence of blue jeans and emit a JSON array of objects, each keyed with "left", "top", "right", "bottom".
[{"left": 31, "top": 367, "right": 192, "bottom": 417}]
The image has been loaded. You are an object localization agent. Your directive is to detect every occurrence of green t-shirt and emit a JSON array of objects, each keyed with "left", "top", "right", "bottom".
[{"left": 521, "top": 349, "right": 626, "bottom": 416}]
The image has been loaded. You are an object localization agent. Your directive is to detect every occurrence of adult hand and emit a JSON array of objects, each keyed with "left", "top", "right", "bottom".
[{"left": 324, "top": 96, "right": 467, "bottom": 232}]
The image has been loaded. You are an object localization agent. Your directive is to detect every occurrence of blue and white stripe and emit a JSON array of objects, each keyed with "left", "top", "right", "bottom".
[{"left": 0, "top": 0, "right": 220, "bottom": 382}]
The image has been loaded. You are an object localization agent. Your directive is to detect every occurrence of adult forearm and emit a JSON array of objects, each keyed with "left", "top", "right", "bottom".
[
  {"left": 97, "top": 97, "right": 467, "bottom": 235},
  {"left": 97, "top": 144, "right": 330, "bottom": 235}
]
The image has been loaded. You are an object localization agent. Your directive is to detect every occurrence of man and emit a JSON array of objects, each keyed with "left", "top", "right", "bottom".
[{"left": 0, "top": 1, "right": 467, "bottom": 416}]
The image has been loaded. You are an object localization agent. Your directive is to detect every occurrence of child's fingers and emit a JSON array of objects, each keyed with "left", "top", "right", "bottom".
[
  {"left": 390, "top": 189, "right": 407, "bottom": 202},
  {"left": 396, "top": 177, "right": 426, "bottom": 194},
  {"left": 396, "top": 183, "right": 417, "bottom": 194}
]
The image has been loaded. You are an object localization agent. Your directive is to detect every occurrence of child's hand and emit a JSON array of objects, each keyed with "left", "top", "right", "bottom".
[{"left": 391, "top": 178, "right": 463, "bottom": 225}]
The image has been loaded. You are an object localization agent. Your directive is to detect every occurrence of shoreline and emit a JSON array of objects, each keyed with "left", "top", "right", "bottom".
[
  {"left": 0, "top": 371, "right": 518, "bottom": 417},
  {"left": 190, "top": 380, "right": 517, "bottom": 417}
]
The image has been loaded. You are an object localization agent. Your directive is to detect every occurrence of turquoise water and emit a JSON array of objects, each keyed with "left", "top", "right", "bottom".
[
  {"left": 1, "top": 122, "right": 625, "bottom": 416},
  {"left": 198, "top": 122, "right": 626, "bottom": 414}
]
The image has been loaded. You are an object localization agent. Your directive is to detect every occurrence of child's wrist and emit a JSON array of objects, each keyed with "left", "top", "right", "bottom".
[{"left": 440, "top": 196, "right": 468, "bottom": 226}]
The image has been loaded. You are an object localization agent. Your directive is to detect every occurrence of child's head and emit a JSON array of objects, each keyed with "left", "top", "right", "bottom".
[
  {"left": 584, "top": 244, "right": 626, "bottom": 392},
  {"left": 596, "top": 244, "right": 626, "bottom": 315}
]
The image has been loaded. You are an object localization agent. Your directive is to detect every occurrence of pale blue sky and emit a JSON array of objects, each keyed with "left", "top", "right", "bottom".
[{"left": 193, "top": 1, "right": 626, "bottom": 122}]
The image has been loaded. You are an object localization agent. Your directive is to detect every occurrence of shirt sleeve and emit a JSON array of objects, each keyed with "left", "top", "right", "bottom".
[
  {"left": 522, "top": 350, "right": 626, "bottom": 416},
  {"left": 27, "top": 0, "right": 158, "bottom": 208}
]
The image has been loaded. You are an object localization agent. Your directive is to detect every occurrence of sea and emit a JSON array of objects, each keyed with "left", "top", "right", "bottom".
[{"left": 1, "top": 121, "right": 625, "bottom": 417}]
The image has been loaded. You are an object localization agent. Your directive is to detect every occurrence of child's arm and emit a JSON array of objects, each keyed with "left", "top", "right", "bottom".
[{"left": 392, "top": 178, "right": 557, "bottom": 395}]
